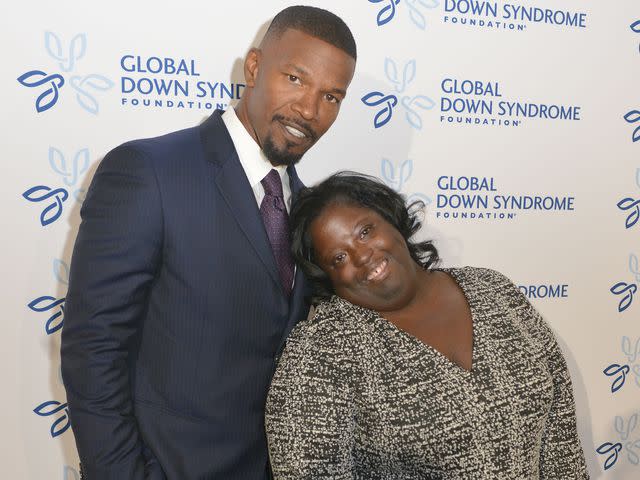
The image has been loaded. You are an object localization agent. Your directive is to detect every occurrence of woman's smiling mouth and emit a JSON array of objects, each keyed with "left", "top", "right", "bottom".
[{"left": 366, "top": 258, "right": 389, "bottom": 282}]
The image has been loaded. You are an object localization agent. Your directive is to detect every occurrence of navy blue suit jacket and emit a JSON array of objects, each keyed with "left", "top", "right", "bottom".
[{"left": 61, "top": 111, "right": 309, "bottom": 479}]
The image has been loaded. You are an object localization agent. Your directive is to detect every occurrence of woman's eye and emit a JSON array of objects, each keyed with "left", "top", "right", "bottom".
[
  {"left": 334, "top": 253, "right": 346, "bottom": 265},
  {"left": 360, "top": 226, "right": 371, "bottom": 239}
]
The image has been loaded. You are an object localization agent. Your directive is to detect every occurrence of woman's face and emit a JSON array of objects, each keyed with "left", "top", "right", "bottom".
[{"left": 309, "top": 202, "right": 421, "bottom": 312}]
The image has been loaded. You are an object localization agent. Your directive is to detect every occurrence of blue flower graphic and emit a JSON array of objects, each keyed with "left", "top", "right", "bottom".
[
  {"left": 49, "top": 147, "right": 89, "bottom": 187},
  {"left": 405, "top": 0, "right": 439, "bottom": 29},
  {"left": 16, "top": 70, "right": 65, "bottom": 113},
  {"left": 26, "top": 258, "right": 69, "bottom": 334},
  {"left": 49, "top": 147, "right": 90, "bottom": 201},
  {"left": 610, "top": 254, "right": 640, "bottom": 312},
  {"left": 363, "top": 58, "right": 434, "bottom": 130},
  {"left": 401, "top": 94, "right": 436, "bottom": 129},
  {"left": 368, "top": 0, "right": 439, "bottom": 29},
  {"left": 18, "top": 31, "right": 112, "bottom": 114},
  {"left": 617, "top": 168, "right": 640, "bottom": 228},
  {"left": 615, "top": 414, "right": 640, "bottom": 465},
  {"left": 45, "top": 31, "right": 86, "bottom": 72},
  {"left": 618, "top": 198, "right": 640, "bottom": 228},
  {"left": 22, "top": 185, "right": 69, "bottom": 226},
  {"left": 361, "top": 91, "right": 399, "bottom": 128},
  {"left": 611, "top": 282, "right": 638, "bottom": 312},
  {"left": 615, "top": 413, "right": 638, "bottom": 440},
  {"left": 69, "top": 74, "right": 115, "bottom": 114},
  {"left": 380, "top": 158, "right": 432, "bottom": 206},
  {"left": 596, "top": 413, "right": 640, "bottom": 470},
  {"left": 596, "top": 442, "right": 622, "bottom": 470},
  {"left": 369, "top": 0, "right": 400, "bottom": 26},
  {"left": 64, "top": 465, "right": 80, "bottom": 480},
  {"left": 631, "top": 20, "right": 640, "bottom": 53},
  {"left": 386, "top": 58, "right": 435, "bottom": 129},
  {"left": 623, "top": 336, "right": 640, "bottom": 363},
  {"left": 603, "top": 363, "right": 630, "bottom": 393},
  {"left": 27, "top": 296, "right": 65, "bottom": 334},
  {"left": 382, "top": 157, "right": 413, "bottom": 190},
  {"left": 624, "top": 110, "right": 640, "bottom": 143},
  {"left": 33, "top": 400, "right": 70, "bottom": 437},
  {"left": 622, "top": 336, "right": 640, "bottom": 389},
  {"left": 633, "top": 365, "right": 640, "bottom": 388},
  {"left": 53, "top": 258, "right": 70, "bottom": 285},
  {"left": 385, "top": 58, "right": 415, "bottom": 94}
]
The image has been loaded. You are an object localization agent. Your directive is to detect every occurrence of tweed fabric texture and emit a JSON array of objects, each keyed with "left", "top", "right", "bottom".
[{"left": 266, "top": 267, "right": 589, "bottom": 479}]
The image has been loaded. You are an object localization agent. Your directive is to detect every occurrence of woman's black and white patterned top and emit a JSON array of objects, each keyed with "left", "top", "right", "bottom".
[{"left": 265, "top": 267, "right": 589, "bottom": 479}]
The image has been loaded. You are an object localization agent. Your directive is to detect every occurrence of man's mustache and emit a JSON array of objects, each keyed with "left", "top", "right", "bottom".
[{"left": 272, "top": 114, "right": 317, "bottom": 141}]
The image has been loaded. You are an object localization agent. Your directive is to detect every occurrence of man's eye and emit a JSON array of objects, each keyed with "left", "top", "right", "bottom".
[
  {"left": 360, "top": 226, "right": 371, "bottom": 239},
  {"left": 334, "top": 253, "right": 346, "bottom": 265},
  {"left": 288, "top": 74, "right": 301, "bottom": 84},
  {"left": 325, "top": 94, "right": 339, "bottom": 104}
]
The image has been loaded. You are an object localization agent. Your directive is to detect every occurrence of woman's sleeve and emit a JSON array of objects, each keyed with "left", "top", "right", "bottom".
[
  {"left": 265, "top": 318, "right": 356, "bottom": 480},
  {"left": 502, "top": 272, "right": 590, "bottom": 479}
]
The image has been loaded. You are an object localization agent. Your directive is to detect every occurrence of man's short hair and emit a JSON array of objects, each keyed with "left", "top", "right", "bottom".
[{"left": 265, "top": 5, "right": 357, "bottom": 60}]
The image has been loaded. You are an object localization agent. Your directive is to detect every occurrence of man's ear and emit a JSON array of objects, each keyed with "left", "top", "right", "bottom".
[{"left": 244, "top": 48, "right": 260, "bottom": 88}]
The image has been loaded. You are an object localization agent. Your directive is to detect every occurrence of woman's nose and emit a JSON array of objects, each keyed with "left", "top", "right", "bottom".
[{"left": 352, "top": 245, "right": 373, "bottom": 267}]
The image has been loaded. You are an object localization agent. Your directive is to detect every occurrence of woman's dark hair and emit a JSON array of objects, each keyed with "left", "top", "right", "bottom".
[{"left": 290, "top": 171, "right": 439, "bottom": 303}]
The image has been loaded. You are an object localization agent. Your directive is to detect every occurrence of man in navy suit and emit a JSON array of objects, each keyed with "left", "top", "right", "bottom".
[{"left": 61, "top": 6, "right": 357, "bottom": 479}]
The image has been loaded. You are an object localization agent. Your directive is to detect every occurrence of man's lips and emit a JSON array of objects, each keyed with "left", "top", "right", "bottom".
[
  {"left": 365, "top": 258, "right": 389, "bottom": 282},
  {"left": 273, "top": 115, "right": 316, "bottom": 142},
  {"left": 283, "top": 123, "right": 307, "bottom": 139}
]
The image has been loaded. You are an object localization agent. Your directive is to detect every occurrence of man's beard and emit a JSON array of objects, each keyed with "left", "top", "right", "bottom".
[
  {"left": 262, "top": 135, "right": 305, "bottom": 167},
  {"left": 261, "top": 114, "right": 318, "bottom": 167}
]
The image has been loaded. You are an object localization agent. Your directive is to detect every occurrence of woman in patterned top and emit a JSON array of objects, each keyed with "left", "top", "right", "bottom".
[{"left": 265, "top": 172, "right": 589, "bottom": 479}]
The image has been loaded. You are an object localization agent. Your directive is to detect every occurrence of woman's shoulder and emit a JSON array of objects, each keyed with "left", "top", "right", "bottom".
[
  {"left": 273, "top": 297, "right": 368, "bottom": 383},
  {"left": 287, "top": 296, "right": 372, "bottom": 348},
  {"left": 440, "top": 265, "right": 518, "bottom": 292}
]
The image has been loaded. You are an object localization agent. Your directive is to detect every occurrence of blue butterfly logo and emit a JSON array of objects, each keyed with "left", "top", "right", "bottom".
[
  {"left": 49, "top": 147, "right": 90, "bottom": 202},
  {"left": 368, "top": 0, "right": 439, "bottom": 29},
  {"left": 33, "top": 400, "right": 70, "bottom": 438},
  {"left": 22, "top": 185, "right": 69, "bottom": 226},
  {"left": 16, "top": 71, "right": 65, "bottom": 113},
  {"left": 610, "top": 254, "right": 640, "bottom": 313},
  {"left": 624, "top": 110, "right": 640, "bottom": 143},
  {"left": 17, "top": 31, "right": 113, "bottom": 114},
  {"left": 362, "top": 58, "right": 435, "bottom": 130}
]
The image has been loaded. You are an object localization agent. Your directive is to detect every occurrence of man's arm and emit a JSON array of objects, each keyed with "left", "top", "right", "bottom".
[{"left": 61, "top": 144, "right": 163, "bottom": 480}]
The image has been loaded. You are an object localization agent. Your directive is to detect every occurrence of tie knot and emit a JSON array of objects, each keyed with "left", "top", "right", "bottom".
[{"left": 261, "top": 169, "right": 284, "bottom": 197}]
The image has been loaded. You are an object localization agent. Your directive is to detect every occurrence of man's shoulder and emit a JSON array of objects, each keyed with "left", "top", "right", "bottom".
[
  {"left": 107, "top": 112, "right": 229, "bottom": 169},
  {"left": 117, "top": 124, "right": 202, "bottom": 158}
]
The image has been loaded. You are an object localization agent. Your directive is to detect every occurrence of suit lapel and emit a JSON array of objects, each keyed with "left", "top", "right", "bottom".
[
  {"left": 278, "top": 165, "right": 310, "bottom": 348},
  {"left": 286, "top": 164, "right": 305, "bottom": 199},
  {"left": 200, "top": 111, "right": 281, "bottom": 290}
]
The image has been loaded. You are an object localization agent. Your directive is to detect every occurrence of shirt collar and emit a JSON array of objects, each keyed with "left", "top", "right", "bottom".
[{"left": 222, "top": 107, "right": 288, "bottom": 189}]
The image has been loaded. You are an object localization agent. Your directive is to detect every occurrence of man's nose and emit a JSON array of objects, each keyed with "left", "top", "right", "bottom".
[{"left": 291, "top": 90, "right": 319, "bottom": 121}]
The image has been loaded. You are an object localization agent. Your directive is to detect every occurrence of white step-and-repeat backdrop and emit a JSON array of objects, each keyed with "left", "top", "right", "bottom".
[{"left": 4, "top": 1, "right": 639, "bottom": 478}]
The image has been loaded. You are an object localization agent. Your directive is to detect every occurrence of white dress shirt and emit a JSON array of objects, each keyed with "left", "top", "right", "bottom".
[{"left": 222, "top": 108, "right": 292, "bottom": 212}]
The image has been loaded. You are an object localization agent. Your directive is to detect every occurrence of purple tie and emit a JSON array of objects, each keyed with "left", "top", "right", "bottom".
[{"left": 260, "top": 169, "right": 294, "bottom": 296}]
